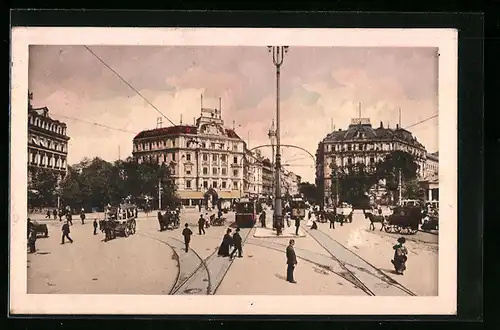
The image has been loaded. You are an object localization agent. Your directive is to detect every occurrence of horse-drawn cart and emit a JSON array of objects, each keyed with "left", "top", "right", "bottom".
[
  {"left": 384, "top": 206, "right": 421, "bottom": 235},
  {"left": 335, "top": 203, "right": 353, "bottom": 223},
  {"left": 103, "top": 204, "right": 137, "bottom": 241}
]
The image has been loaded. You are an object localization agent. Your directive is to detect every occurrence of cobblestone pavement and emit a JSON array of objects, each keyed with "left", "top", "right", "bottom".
[{"left": 26, "top": 208, "right": 438, "bottom": 296}]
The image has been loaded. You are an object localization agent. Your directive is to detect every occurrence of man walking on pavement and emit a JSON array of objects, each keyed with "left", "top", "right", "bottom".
[
  {"left": 53, "top": 209, "right": 58, "bottom": 220},
  {"left": 61, "top": 221, "right": 73, "bottom": 244},
  {"left": 93, "top": 219, "right": 98, "bottom": 235},
  {"left": 230, "top": 228, "right": 243, "bottom": 259},
  {"left": 286, "top": 239, "right": 298, "bottom": 283},
  {"left": 182, "top": 223, "right": 193, "bottom": 252},
  {"left": 259, "top": 210, "right": 266, "bottom": 228},
  {"left": 198, "top": 214, "right": 206, "bottom": 235},
  {"left": 294, "top": 216, "right": 301, "bottom": 236},
  {"left": 80, "top": 208, "right": 86, "bottom": 225}
]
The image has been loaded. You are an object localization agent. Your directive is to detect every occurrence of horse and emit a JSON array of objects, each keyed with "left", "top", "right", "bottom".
[{"left": 363, "top": 209, "right": 386, "bottom": 231}]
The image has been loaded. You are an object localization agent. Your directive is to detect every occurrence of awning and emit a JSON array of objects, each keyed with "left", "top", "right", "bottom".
[{"left": 177, "top": 190, "right": 242, "bottom": 199}]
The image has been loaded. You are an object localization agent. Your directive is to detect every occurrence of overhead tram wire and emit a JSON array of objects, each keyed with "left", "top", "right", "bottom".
[
  {"left": 403, "top": 114, "right": 438, "bottom": 130},
  {"left": 83, "top": 45, "right": 176, "bottom": 127},
  {"left": 51, "top": 114, "right": 138, "bottom": 135}
]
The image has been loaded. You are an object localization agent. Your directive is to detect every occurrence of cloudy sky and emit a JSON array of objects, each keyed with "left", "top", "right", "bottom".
[{"left": 28, "top": 46, "right": 439, "bottom": 183}]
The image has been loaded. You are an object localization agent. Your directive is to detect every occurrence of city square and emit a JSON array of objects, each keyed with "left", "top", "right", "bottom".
[{"left": 24, "top": 44, "right": 441, "bottom": 297}]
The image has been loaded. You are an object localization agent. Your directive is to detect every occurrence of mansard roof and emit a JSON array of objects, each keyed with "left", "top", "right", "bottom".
[{"left": 134, "top": 125, "right": 242, "bottom": 140}]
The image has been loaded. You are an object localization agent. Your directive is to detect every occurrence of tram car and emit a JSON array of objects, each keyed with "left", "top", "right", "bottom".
[
  {"left": 335, "top": 202, "right": 354, "bottom": 223},
  {"left": 290, "top": 197, "right": 307, "bottom": 220},
  {"left": 384, "top": 205, "right": 422, "bottom": 235},
  {"left": 103, "top": 204, "right": 137, "bottom": 241},
  {"left": 235, "top": 198, "right": 256, "bottom": 228}
]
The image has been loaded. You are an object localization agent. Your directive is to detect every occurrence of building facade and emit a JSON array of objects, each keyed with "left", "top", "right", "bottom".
[
  {"left": 282, "top": 169, "right": 301, "bottom": 197},
  {"left": 316, "top": 118, "right": 427, "bottom": 205},
  {"left": 243, "top": 149, "right": 263, "bottom": 198},
  {"left": 132, "top": 106, "right": 245, "bottom": 207},
  {"left": 28, "top": 95, "right": 70, "bottom": 182},
  {"left": 420, "top": 151, "right": 439, "bottom": 202},
  {"left": 261, "top": 158, "right": 273, "bottom": 198}
]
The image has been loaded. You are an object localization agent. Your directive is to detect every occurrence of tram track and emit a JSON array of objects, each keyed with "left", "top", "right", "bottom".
[
  {"left": 302, "top": 225, "right": 416, "bottom": 296},
  {"left": 173, "top": 227, "right": 254, "bottom": 295}
]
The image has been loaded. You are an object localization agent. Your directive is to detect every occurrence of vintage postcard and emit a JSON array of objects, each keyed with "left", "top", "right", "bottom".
[{"left": 10, "top": 27, "right": 457, "bottom": 315}]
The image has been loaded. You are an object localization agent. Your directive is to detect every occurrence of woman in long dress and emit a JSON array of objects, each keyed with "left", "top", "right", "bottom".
[
  {"left": 218, "top": 229, "right": 233, "bottom": 257},
  {"left": 391, "top": 237, "right": 408, "bottom": 275}
]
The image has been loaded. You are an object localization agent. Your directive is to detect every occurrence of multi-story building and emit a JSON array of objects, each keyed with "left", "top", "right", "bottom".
[
  {"left": 27, "top": 93, "right": 70, "bottom": 182},
  {"left": 316, "top": 117, "right": 427, "bottom": 205},
  {"left": 420, "top": 151, "right": 439, "bottom": 202},
  {"left": 261, "top": 158, "right": 273, "bottom": 198},
  {"left": 132, "top": 105, "right": 245, "bottom": 207},
  {"left": 243, "top": 149, "right": 263, "bottom": 198},
  {"left": 282, "top": 169, "right": 301, "bottom": 197}
]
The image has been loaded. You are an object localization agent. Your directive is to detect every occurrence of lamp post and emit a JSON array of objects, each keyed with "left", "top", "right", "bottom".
[{"left": 268, "top": 45, "right": 289, "bottom": 230}]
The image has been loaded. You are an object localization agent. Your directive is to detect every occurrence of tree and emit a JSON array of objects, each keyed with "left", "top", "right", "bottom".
[
  {"left": 28, "top": 167, "right": 60, "bottom": 208},
  {"left": 375, "top": 150, "right": 419, "bottom": 201},
  {"left": 330, "top": 162, "right": 378, "bottom": 206},
  {"left": 403, "top": 179, "right": 425, "bottom": 200},
  {"left": 299, "top": 182, "right": 320, "bottom": 204}
]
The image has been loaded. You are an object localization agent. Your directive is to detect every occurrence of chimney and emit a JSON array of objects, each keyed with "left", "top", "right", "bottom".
[{"left": 380, "top": 121, "right": 383, "bottom": 128}]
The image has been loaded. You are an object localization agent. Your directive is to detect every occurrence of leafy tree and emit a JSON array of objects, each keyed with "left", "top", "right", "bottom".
[
  {"left": 28, "top": 167, "right": 60, "bottom": 208},
  {"left": 403, "top": 178, "right": 425, "bottom": 200},
  {"left": 332, "top": 162, "right": 378, "bottom": 206},
  {"left": 375, "top": 150, "right": 419, "bottom": 201},
  {"left": 299, "top": 182, "right": 320, "bottom": 204}
]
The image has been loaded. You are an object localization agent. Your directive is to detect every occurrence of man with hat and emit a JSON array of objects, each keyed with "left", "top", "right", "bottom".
[{"left": 230, "top": 228, "right": 243, "bottom": 259}]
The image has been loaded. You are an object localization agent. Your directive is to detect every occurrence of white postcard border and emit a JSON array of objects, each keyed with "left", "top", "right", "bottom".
[{"left": 10, "top": 27, "right": 458, "bottom": 315}]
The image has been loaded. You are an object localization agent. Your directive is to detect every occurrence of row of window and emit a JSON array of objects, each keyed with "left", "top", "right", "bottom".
[
  {"left": 325, "top": 142, "right": 424, "bottom": 157},
  {"left": 29, "top": 135, "right": 67, "bottom": 152},
  {"left": 28, "top": 152, "right": 66, "bottom": 168},
  {"left": 201, "top": 167, "right": 239, "bottom": 177},
  {"left": 134, "top": 140, "right": 242, "bottom": 152},
  {"left": 29, "top": 116, "right": 67, "bottom": 135},
  {"left": 138, "top": 152, "right": 239, "bottom": 165},
  {"left": 185, "top": 180, "right": 240, "bottom": 190}
]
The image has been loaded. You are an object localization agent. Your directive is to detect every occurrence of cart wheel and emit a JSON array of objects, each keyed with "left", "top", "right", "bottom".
[
  {"left": 124, "top": 228, "right": 129, "bottom": 237},
  {"left": 384, "top": 225, "right": 391, "bottom": 233},
  {"left": 394, "top": 225, "right": 401, "bottom": 233}
]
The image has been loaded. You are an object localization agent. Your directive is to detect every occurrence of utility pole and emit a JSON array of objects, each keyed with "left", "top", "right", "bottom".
[
  {"left": 118, "top": 146, "right": 121, "bottom": 161},
  {"left": 398, "top": 169, "right": 402, "bottom": 205},
  {"left": 158, "top": 178, "right": 163, "bottom": 210}
]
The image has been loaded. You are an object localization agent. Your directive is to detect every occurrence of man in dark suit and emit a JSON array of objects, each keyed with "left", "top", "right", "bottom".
[
  {"left": 294, "top": 217, "right": 301, "bottom": 236},
  {"left": 182, "top": 223, "right": 193, "bottom": 252},
  {"left": 61, "top": 221, "right": 73, "bottom": 244},
  {"left": 230, "top": 228, "right": 243, "bottom": 258},
  {"left": 286, "top": 239, "right": 298, "bottom": 283}
]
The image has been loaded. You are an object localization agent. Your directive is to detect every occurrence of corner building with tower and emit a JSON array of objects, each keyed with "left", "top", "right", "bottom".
[{"left": 132, "top": 102, "right": 246, "bottom": 207}]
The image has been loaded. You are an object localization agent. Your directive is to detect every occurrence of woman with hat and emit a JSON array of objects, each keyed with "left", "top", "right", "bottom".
[
  {"left": 218, "top": 228, "right": 233, "bottom": 257},
  {"left": 391, "top": 237, "right": 408, "bottom": 275}
]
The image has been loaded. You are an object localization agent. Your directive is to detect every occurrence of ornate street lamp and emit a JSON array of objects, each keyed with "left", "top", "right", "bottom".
[{"left": 267, "top": 46, "right": 289, "bottom": 231}]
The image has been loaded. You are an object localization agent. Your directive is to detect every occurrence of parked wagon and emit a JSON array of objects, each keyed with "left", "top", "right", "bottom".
[
  {"left": 235, "top": 198, "right": 256, "bottom": 228},
  {"left": 290, "top": 197, "right": 306, "bottom": 220},
  {"left": 103, "top": 204, "right": 137, "bottom": 241},
  {"left": 384, "top": 205, "right": 422, "bottom": 235},
  {"left": 421, "top": 213, "right": 439, "bottom": 231}
]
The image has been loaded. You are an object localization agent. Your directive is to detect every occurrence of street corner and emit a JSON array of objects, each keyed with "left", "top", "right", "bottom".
[{"left": 254, "top": 226, "right": 306, "bottom": 238}]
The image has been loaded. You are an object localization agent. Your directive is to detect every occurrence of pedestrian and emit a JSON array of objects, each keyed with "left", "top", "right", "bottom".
[
  {"left": 230, "top": 228, "right": 243, "bottom": 259},
  {"left": 61, "top": 221, "right": 73, "bottom": 244},
  {"left": 46, "top": 210, "right": 51, "bottom": 219},
  {"left": 27, "top": 218, "right": 33, "bottom": 239},
  {"left": 198, "top": 214, "right": 206, "bottom": 235},
  {"left": 157, "top": 211, "right": 164, "bottom": 231},
  {"left": 391, "top": 237, "right": 408, "bottom": 275},
  {"left": 311, "top": 220, "right": 318, "bottom": 230},
  {"left": 93, "top": 219, "right": 98, "bottom": 235},
  {"left": 182, "top": 223, "right": 193, "bottom": 252},
  {"left": 58, "top": 210, "right": 63, "bottom": 221},
  {"left": 329, "top": 212, "right": 335, "bottom": 229},
  {"left": 205, "top": 213, "right": 210, "bottom": 228},
  {"left": 259, "top": 210, "right": 266, "bottom": 228},
  {"left": 218, "top": 228, "right": 233, "bottom": 257},
  {"left": 28, "top": 229, "right": 37, "bottom": 253},
  {"left": 286, "top": 239, "right": 298, "bottom": 283},
  {"left": 80, "top": 209, "right": 86, "bottom": 225},
  {"left": 66, "top": 212, "right": 73, "bottom": 226},
  {"left": 294, "top": 217, "right": 301, "bottom": 236},
  {"left": 52, "top": 209, "right": 57, "bottom": 220}
]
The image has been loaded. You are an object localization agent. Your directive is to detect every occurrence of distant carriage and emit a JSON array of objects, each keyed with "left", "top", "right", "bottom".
[
  {"left": 384, "top": 205, "right": 422, "bottom": 235},
  {"left": 158, "top": 210, "right": 180, "bottom": 231},
  {"left": 103, "top": 204, "right": 137, "bottom": 241}
]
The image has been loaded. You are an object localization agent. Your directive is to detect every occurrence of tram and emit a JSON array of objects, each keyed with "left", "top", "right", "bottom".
[
  {"left": 235, "top": 198, "right": 256, "bottom": 228},
  {"left": 290, "top": 197, "right": 307, "bottom": 220}
]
